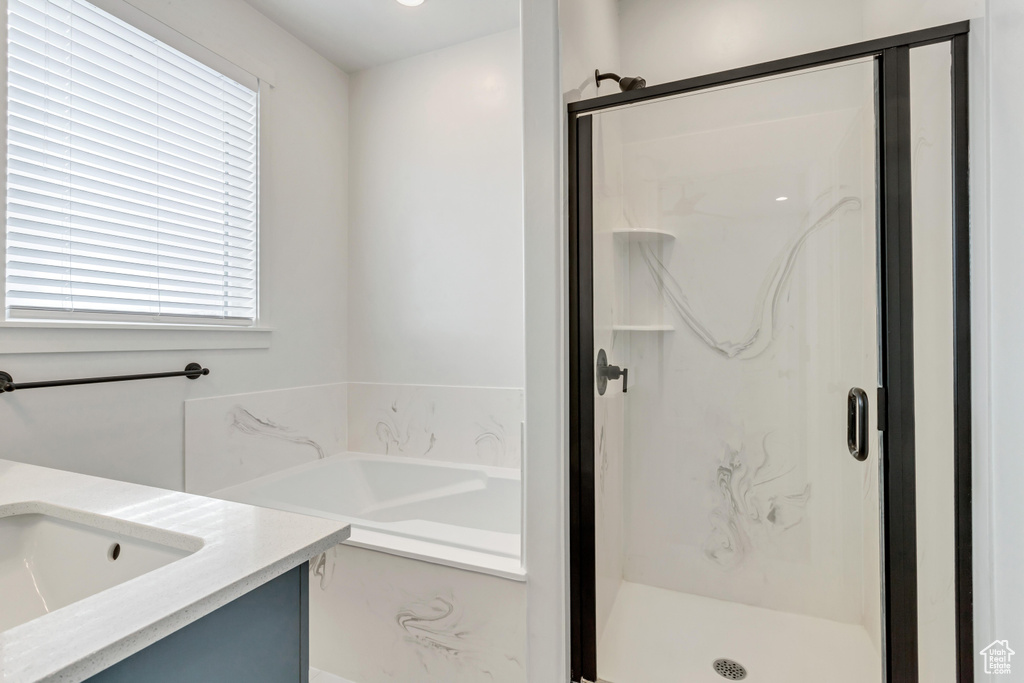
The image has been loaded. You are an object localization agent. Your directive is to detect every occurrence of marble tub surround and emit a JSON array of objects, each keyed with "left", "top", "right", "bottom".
[
  {"left": 310, "top": 545, "right": 526, "bottom": 683},
  {"left": 187, "top": 384, "right": 528, "bottom": 680},
  {"left": 185, "top": 383, "right": 347, "bottom": 495},
  {"left": 0, "top": 459, "right": 349, "bottom": 683},
  {"left": 347, "top": 383, "right": 524, "bottom": 468},
  {"left": 188, "top": 381, "right": 524, "bottom": 588},
  {"left": 185, "top": 382, "right": 523, "bottom": 498}
]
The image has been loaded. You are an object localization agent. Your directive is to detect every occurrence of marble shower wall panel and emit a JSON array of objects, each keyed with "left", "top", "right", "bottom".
[
  {"left": 617, "top": 64, "right": 880, "bottom": 626},
  {"left": 184, "top": 383, "right": 346, "bottom": 495},
  {"left": 595, "top": 390, "right": 625, "bottom": 642},
  {"left": 592, "top": 112, "right": 627, "bottom": 642},
  {"left": 310, "top": 545, "right": 526, "bottom": 683},
  {"left": 347, "top": 383, "right": 524, "bottom": 469}
]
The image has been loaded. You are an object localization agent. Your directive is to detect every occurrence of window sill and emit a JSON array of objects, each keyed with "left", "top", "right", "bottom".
[{"left": 0, "top": 322, "right": 272, "bottom": 355}]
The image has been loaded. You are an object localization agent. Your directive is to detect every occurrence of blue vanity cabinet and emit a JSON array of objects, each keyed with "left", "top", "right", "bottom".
[{"left": 87, "top": 562, "right": 309, "bottom": 683}]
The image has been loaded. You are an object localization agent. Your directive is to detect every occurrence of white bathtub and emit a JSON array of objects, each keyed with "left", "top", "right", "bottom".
[{"left": 214, "top": 453, "right": 523, "bottom": 579}]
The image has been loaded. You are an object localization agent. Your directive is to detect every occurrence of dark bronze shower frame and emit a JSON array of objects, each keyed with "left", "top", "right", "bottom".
[{"left": 567, "top": 21, "right": 972, "bottom": 683}]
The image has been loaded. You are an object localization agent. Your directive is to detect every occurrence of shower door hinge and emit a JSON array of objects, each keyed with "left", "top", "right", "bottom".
[{"left": 877, "top": 387, "right": 887, "bottom": 431}]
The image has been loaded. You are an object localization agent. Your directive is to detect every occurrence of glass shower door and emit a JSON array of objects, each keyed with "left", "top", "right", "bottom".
[{"left": 589, "top": 58, "right": 884, "bottom": 683}]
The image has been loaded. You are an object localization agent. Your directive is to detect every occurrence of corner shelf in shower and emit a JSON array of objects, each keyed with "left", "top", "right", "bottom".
[
  {"left": 610, "top": 229, "right": 675, "bottom": 335},
  {"left": 611, "top": 227, "right": 676, "bottom": 241},
  {"left": 611, "top": 324, "right": 675, "bottom": 332}
]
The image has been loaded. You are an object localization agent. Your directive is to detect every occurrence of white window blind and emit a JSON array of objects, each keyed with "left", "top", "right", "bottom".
[{"left": 5, "top": 0, "right": 258, "bottom": 324}]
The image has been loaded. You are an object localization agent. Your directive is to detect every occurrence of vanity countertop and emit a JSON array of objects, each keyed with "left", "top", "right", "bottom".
[{"left": 0, "top": 458, "right": 349, "bottom": 683}]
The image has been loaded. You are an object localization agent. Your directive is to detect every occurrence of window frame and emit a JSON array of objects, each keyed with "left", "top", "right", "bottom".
[{"left": 0, "top": 0, "right": 271, "bottom": 353}]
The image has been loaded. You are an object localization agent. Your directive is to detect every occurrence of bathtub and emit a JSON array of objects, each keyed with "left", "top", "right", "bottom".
[{"left": 214, "top": 453, "right": 523, "bottom": 579}]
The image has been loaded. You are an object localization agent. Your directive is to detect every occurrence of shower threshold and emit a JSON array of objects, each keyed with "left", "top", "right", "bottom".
[{"left": 597, "top": 582, "right": 880, "bottom": 683}]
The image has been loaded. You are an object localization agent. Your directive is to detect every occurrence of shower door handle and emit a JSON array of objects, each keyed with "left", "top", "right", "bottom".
[{"left": 847, "top": 387, "right": 869, "bottom": 461}]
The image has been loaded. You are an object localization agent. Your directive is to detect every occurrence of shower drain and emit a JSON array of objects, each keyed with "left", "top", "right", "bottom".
[{"left": 712, "top": 658, "right": 748, "bottom": 680}]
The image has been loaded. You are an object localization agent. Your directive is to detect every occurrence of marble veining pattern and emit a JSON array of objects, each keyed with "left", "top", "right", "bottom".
[
  {"left": 597, "top": 421, "right": 609, "bottom": 495},
  {"left": 185, "top": 383, "right": 346, "bottom": 495},
  {"left": 388, "top": 590, "right": 523, "bottom": 679},
  {"left": 348, "top": 383, "right": 524, "bottom": 468},
  {"left": 188, "top": 383, "right": 523, "bottom": 495},
  {"left": 396, "top": 595, "right": 464, "bottom": 657},
  {"left": 310, "top": 546, "right": 338, "bottom": 591},
  {"left": 310, "top": 545, "right": 526, "bottom": 683},
  {"left": 639, "top": 196, "right": 862, "bottom": 359},
  {"left": 230, "top": 406, "right": 326, "bottom": 459},
  {"left": 373, "top": 398, "right": 437, "bottom": 456},
  {"left": 703, "top": 435, "right": 811, "bottom": 569},
  {"left": 473, "top": 415, "right": 514, "bottom": 466}
]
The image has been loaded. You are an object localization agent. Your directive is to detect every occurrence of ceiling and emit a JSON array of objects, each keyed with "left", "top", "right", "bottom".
[{"left": 243, "top": 0, "right": 520, "bottom": 73}]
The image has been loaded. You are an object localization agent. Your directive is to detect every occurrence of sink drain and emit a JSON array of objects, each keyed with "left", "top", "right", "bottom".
[{"left": 713, "top": 658, "right": 747, "bottom": 680}]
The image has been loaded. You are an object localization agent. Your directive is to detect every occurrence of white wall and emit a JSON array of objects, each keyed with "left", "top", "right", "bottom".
[
  {"left": 618, "top": 0, "right": 984, "bottom": 86},
  {"left": 522, "top": 0, "right": 568, "bottom": 679},
  {"left": 618, "top": 0, "right": 863, "bottom": 86},
  {"left": 967, "top": 18, "right": 994, "bottom": 680},
  {"left": 0, "top": 0, "right": 349, "bottom": 490},
  {"left": 347, "top": 29, "right": 524, "bottom": 389},
  {"left": 559, "top": 0, "right": 620, "bottom": 102},
  {"left": 909, "top": 42, "right": 958, "bottom": 682},
  {"left": 863, "top": 0, "right": 985, "bottom": 38},
  {"left": 986, "top": 0, "right": 1024, "bottom": 671}
]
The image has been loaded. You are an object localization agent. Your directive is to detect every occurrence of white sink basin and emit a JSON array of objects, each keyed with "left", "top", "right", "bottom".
[{"left": 0, "top": 503, "right": 202, "bottom": 632}]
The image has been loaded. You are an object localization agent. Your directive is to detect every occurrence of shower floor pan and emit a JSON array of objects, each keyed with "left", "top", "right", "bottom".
[{"left": 598, "top": 582, "right": 881, "bottom": 683}]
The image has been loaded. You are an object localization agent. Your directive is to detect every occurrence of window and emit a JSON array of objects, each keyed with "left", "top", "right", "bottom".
[{"left": 5, "top": 0, "right": 258, "bottom": 325}]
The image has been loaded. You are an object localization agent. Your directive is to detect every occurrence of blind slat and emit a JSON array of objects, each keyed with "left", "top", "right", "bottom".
[
  {"left": 9, "top": 3, "right": 256, "bottom": 113},
  {"left": 8, "top": 258, "right": 256, "bottom": 291},
  {"left": 9, "top": 131, "right": 257, "bottom": 202},
  {"left": 7, "top": 193, "right": 258, "bottom": 251},
  {"left": 7, "top": 223, "right": 258, "bottom": 268},
  {"left": 8, "top": 151, "right": 257, "bottom": 216},
  {"left": 6, "top": 0, "right": 259, "bottom": 323},
  {"left": 8, "top": 105, "right": 257, "bottom": 183},
  {"left": 9, "top": 170, "right": 256, "bottom": 232},
  {"left": 7, "top": 64, "right": 257, "bottom": 159}
]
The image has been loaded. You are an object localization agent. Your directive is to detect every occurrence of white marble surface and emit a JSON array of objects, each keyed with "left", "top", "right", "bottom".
[
  {"left": 310, "top": 545, "right": 526, "bottom": 683},
  {"left": 185, "top": 383, "right": 347, "bottom": 495},
  {"left": 348, "top": 383, "right": 523, "bottom": 468},
  {"left": 0, "top": 459, "right": 349, "bottom": 683},
  {"left": 186, "top": 382, "right": 523, "bottom": 498},
  {"left": 592, "top": 110, "right": 628, "bottom": 644}
]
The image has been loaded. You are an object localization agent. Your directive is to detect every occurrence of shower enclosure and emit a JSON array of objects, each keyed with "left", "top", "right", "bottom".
[{"left": 569, "top": 23, "right": 971, "bottom": 683}]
